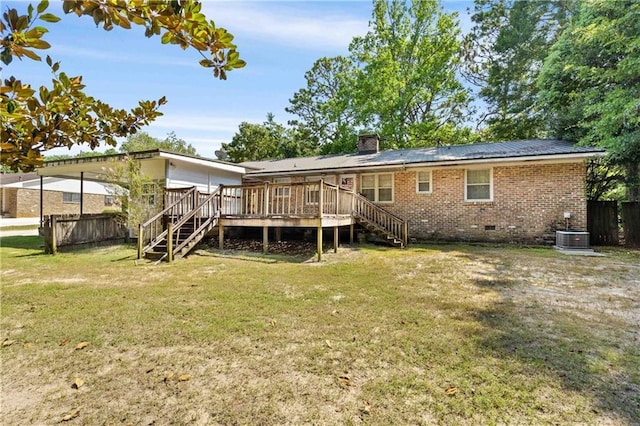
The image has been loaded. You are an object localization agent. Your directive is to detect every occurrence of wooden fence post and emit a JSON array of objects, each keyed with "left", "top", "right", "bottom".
[
  {"left": 137, "top": 223, "right": 143, "bottom": 259},
  {"left": 167, "top": 223, "right": 173, "bottom": 262}
]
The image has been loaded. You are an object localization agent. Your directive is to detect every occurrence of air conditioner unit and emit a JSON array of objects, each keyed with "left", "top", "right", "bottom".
[{"left": 555, "top": 231, "right": 590, "bottom": 249}]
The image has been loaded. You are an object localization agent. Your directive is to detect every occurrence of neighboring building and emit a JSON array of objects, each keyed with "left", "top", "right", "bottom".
[
  {"left": 1, "top": 173, "right": 119, "bottom": 218},
  {"left": 240, "top": 137, "right": 604, "bottom": 244}
]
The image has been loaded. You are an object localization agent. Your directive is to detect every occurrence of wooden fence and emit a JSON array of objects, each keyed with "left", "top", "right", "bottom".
[
  {"left": 587, "top": 200, "right": 619, "bottom": 245},
  {"left": 622, "top": 202, "right": 640, "bottom": 248},
  {"left": 43, "top": 213, "right": 127, "bottom": 254}
]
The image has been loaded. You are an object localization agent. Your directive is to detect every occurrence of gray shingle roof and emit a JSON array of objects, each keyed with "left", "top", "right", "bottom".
[{"left": 242, "top": 139, "right": 604, "bottom": 175}]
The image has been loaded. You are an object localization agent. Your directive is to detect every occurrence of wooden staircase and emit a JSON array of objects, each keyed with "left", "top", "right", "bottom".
[
  {"left": 352, "top": 193, "right": 408, "bottom": 248},
  {"left": 138, "top": 187, "right": 221, "bottom": 262}
]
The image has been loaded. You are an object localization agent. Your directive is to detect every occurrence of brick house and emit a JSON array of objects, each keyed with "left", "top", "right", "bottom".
[
  {"left": 1, "top": 173, "right": 119, "bottom": 218},
  {"left": 240, "top": 136, "right": 604, "bottom": 244}
]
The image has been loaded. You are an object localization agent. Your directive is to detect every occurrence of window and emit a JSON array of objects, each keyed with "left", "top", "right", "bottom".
[
  {"left": 465, "top": 169, "right": 492, "bottom": 201},
  {"left": 305, "top": 177, "right": 320, "bottom": 204},
  {"left": 304, "top": 176, "right": 336, "bottom": 204},
  {"left": 416, "top": 171, "right": 432, "bottom": 194},
  {"left": 62, "top": 192, "right": 81, "bottom": 203},
  {"left": 361, "top": 173, "right": 393, "bottom": 203},
  {"left": 143, "top": 183, "right": 158, "bottom": 206},
  {"left": 273, "top": 178, "right": 291, "bottom": 198}
]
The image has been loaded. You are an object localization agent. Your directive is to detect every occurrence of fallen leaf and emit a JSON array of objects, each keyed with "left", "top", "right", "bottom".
[
  {"left": 71, "top": 378, "right": 84, "bottom": 389},
  {"left": 163, "top": 372, "right": 174, "bottom": 383},
  {"left": 146, "top": 366, "right": 155, "bottom": 374},
  {"left": 338, "top": 374, "right": 351, "bottom": 388},
  {"left": 360, "top": 401, "right": 372, "bottom": 415},
  {"left": 61, "top": 408, "right": 80, "bottom": 422},
  {"left": 75, "top": 341, "right": 89, "bottom": 350},
  {"left": 445, "top": 386, "right": 458, "bottom": 395},
  {"left": 270, "top": 319, "right": 277, "bottom": 327},
  {"left": 59, "top": 338, "right": 69, "bottom": 346},
  {"left": 23, "top": 342, "right": 32, "bottom": 349},
  {"left": 178, "top": 374, "right": 191, "bottom": 382},
  {"left": 2, "top": 339, "right": 15, "bottom": 347},
  {"left": 325, "top": 340, "right": 333, "bottom": 349}
]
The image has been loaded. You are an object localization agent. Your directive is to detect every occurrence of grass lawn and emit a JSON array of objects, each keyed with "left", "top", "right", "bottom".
[{"left": 1, "top": 236, "right": 639, "bottom": 425}]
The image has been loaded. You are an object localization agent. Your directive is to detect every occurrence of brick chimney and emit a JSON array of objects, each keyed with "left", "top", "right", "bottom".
[{"left": 357, "top": 134, "right": 380, "bottom": 154}]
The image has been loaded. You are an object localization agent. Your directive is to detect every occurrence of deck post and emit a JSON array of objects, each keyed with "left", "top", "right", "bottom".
[
  {"left": 263, "top": 182, "right": 269, "bottom": 216},
  {"left": 167, "top": 223, "right": 173, "bottom": 262},
  {"left": 218, "top": 222, "right": 224, "bottom": 250},
  {"left": 137, "top": 224, "right": 143, "bottom": 259},
  {"left": 333, "top": 226, "right": 338, "bottom": 253},
  {"left": 350, "top": 224, "right": 354, "bottom": 244},
  {"left": 318, "top": 179, "right": 324, "bottom": 218},
  {"left": 275, "top": 227, "right": 282, "bottom": 241},
  {"left": 317, "top": 224, "right": 322, "bottom": 262},
  {"left": 263, "top": 226, "right": 269, "bottom": 254}
]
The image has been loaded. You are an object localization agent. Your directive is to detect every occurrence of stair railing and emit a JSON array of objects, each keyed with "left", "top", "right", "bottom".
[
  {"left": 168, "top": 187, "right": 222, "bottom": 261},
  {"left": 352, "top": 193, "right": 408, "bottom": 246},
  {"left": 137, "top": 186, "right": 198, "bottom": 259}
]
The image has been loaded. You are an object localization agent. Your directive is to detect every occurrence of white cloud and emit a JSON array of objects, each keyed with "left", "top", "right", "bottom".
[
  {"left": 51, "top": 45, "right": 199, "bottom": 68},
  {"left": 151, "top": 114, "right": 261, "bottom": 133},
  {"left": 202, "top": 2, "right": 370, "bottom": 51}
]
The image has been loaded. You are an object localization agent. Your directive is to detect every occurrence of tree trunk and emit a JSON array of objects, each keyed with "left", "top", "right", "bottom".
[{"left": 626, "top": 162, "right": 640, "bottom": 202}]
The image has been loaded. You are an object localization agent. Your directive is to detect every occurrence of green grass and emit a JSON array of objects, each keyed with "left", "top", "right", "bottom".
[{"left": 1, "top": 236, "right": 639, "bottom": 424}]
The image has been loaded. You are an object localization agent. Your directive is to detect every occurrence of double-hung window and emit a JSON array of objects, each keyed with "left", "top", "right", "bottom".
[
  {"left": 465, "top": 168, "right": 492, "bottom": 201},
  {"left": 361, "top": 173, "right": 393, "bottom": 203},
  {"left": 416, "top": 170, "right": 432, "bottom": 194}
]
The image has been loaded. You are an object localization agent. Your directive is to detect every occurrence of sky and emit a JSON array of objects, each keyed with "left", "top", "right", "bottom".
[{"left": 5, "top": 0, "right": 474, "bottom": 159}]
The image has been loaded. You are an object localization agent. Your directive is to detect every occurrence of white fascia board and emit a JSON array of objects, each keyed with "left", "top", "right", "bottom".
[
  {"left": 159, "top": 152, "right": 246, "bottom": 175},
  {"left": 245, "top": 151, "right": 603, "bottom": 177}
]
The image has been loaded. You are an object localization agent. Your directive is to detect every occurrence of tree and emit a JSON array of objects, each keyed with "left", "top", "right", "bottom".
[
  {"left": 287, "top": 56, "right": 361, "bottom": 154},
  {"left": 537, "top": 0, "right": 640, "bottom": 200},
  {"left": 1, "top": 0, "right": 244, "bottom": 171},
  {"left": 351, "top": 0, "right": 472, "bottom": 149},
  {"left": 223, "top": 114, "right": 288, "bottom": 163},
  {"left": 222, "top": 114, "right": 318, "bottom": 163},
  {"left": 120, "top": 131, "right": 197, "bottom": 156},
  {"left": 287, "top": 0, "right": 473, "bottom": 154},
  {"left": 464, "top": 0, "right": 574, "bottom": 140}
]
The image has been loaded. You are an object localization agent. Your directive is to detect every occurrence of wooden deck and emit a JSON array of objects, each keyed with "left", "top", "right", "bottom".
[{"left": 141, "top": 181, "right": 407, "bottom": 262}]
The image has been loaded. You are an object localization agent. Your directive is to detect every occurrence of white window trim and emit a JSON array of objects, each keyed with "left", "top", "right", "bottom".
[
  {"left": 415, "top": 170, "right": 433, "bottom": 194},
  {"left": 465, "top": 168, "right": 493, "bottom": 202},
  {"left": 361, "top": 172, "right": 394, "bottom": 203}
]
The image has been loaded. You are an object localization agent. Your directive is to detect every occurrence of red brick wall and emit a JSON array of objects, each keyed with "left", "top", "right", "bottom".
[
  {"left": 385, "top": 162, "right": 587, "bottom": 243},
  {"left": 3, "top": 188, "right": 119, "bottom": 218}
]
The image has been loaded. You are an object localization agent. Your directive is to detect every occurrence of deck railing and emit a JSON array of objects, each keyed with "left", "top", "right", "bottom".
[{"left": 219, "top": 181, "right": 351, "bottom": 217}]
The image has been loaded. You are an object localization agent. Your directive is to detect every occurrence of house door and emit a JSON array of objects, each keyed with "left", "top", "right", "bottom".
[{"left": 339, "top": 174, "right": 356, "bottom": 192}]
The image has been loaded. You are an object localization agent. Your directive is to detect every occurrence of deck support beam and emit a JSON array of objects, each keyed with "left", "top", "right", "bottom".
[
  {"left": 317, "top": 225, "right": 322, "bottom": 262},
  {"left": 333, "top": 226, "right": 338, "bottom": 253},
  {"left": 218, "top": 223, "right": 224, "bottom": 250},
  {"left": 263, "top": 226, "right": 269, "bottom": 254}
]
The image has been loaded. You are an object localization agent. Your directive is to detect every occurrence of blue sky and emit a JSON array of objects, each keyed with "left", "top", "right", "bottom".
[{"left": 5, "top": 1, "right": 474, "bottom": 158}]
